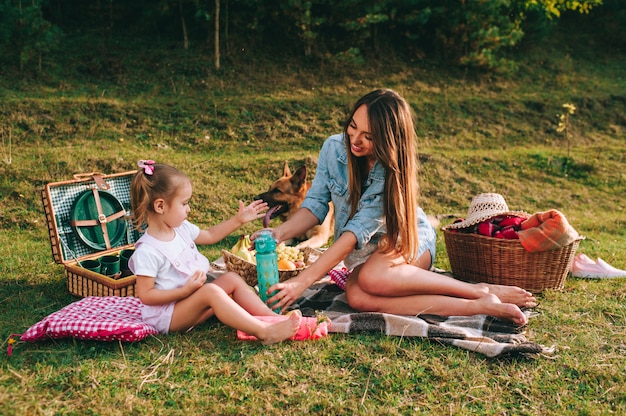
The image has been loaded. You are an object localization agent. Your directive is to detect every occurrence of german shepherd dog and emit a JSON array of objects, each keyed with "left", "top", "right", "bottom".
[{"left": 254, "top": 162, "right": 334, "bottom": 249}]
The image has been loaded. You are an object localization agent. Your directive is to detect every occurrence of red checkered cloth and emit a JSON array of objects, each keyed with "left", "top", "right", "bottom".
[
  {"left": 21, "top": 296, "right": 158, "bottom": 342},
  {"left": 328, "top": 267, "right": 350, "bottom": 290}
]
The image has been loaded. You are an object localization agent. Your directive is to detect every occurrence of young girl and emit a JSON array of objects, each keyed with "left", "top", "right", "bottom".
[
  {"left": 129, "top": 160, "right": 300, "bottom": 343},
  {"left": 255, "top": 89, "right": 536, "bottom": 325}
]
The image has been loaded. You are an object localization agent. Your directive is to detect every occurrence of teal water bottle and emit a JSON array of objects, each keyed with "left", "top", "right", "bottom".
[{"left": 255, "top": 230, "right": 280, "bottom": 311}]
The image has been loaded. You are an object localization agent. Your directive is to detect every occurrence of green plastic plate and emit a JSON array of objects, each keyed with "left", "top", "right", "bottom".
[{"left": 70, "top": 190, "right": 127, "bottom": 250}]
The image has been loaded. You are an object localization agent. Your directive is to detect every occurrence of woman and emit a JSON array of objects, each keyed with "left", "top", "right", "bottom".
[{"left": 256, "top": 89, "right": 535, "bottom": 325}]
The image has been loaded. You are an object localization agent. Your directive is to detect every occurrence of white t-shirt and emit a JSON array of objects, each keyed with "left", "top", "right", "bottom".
[{"left": 130, "top": 220, "right": 202, "bottom": 290}]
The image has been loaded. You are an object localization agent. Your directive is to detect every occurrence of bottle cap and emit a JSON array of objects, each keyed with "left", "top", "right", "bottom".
[{"left": 255, "top": 230, "right": 276, "bottom": 254}]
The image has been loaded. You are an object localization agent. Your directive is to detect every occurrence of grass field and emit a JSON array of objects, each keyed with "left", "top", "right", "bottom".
[{"left": 1, "top": 25, "right": 625, "bottom": 414}]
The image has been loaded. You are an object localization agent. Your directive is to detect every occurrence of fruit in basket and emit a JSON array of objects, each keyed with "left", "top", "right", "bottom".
[
  {"left": 276, "top": 242, "right": 304, "bottom": 263},
  {"left": 230, "top": 234, "right": 248, "bottom": 253},
  {"left": 231, "top": 235, "right": 256, "bottom": 263},
  {"left": 235, "top": 248, "right": 255, "bottom": 264},
  {"left": 278, "top": 259, "right": 296, "bottom": 270}
]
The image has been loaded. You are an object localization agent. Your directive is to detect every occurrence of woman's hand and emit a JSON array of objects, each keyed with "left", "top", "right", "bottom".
[
  {"left": 235, "top": 199, "right": 268, "bottom": 224},
  {"left": 265, "top": 276, "right": 310, "bottom": 311},
  {"left": 263, "top": 233, "right": 358, "bottom": 310}
]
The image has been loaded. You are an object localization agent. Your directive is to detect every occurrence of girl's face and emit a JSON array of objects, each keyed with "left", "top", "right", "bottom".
[
  {"left": 347, "top": 104, "right": 375, "bottom": 162},
  {"left": 162, "top": 181, "right": 192, "bottom": 228}
]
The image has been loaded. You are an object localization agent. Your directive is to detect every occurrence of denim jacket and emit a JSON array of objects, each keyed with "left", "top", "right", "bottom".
[{"left": 301, "top": 133, "right": 386, "bottom": 249}]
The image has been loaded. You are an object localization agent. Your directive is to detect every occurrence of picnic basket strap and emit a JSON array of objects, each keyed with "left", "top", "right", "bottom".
[
  {"left": 69, "top": 210, "right": 126, "bottom": 227},
  {"left": 92, "top": 187, "right": 111, "bottom": 249}
]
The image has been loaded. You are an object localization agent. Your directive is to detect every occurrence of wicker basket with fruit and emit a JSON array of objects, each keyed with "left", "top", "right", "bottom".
[{"left": 221, "top": 235, "right": 318, "bottom": 287}]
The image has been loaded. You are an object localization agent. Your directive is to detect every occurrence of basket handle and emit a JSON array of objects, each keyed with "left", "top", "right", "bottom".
[{"left": 73, "top": 172, "right": 110, "bottom": 190}]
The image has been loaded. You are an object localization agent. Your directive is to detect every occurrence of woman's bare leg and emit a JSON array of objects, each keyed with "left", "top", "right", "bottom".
[
  {"left": 344, "top": 273, "right": 528, "bottom": 325},
  {"left": 356, "top": 250, "right": 536, "bottom": 307}
]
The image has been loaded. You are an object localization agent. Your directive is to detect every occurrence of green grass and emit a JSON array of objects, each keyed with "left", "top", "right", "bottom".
[{"left": 1, "top": 29, "right": 625, "bottom": 414}]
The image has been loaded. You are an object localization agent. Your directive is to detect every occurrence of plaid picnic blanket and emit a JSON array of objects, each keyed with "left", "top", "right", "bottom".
[{"left": 291, "top": 280, "right": 553, "bottom": 358}]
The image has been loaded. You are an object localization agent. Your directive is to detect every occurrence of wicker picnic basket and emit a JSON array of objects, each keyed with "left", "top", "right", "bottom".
[
  {"left": 221, "top": 247, "right": 317, "bottom": 287},
  {"left": 41, "top": 171, "right": 140, "bottom": 297},
  {"left": 442, "top": 228, "right": 583, "bottom": 293}
]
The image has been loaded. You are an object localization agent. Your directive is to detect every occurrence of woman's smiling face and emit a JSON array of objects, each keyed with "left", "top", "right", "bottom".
[{"left": 347, "top": 104, "right": 375, "bottom": 162}]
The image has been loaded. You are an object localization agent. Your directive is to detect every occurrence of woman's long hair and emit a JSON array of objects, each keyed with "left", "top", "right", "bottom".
[{"left": 342, "top": 89, "right": 420, "bottom": 263}]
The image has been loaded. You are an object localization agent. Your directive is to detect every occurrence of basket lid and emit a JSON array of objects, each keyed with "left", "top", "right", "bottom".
[
  {"left": 70, "top": 190, "right": 127, "bottom": 250},
  {"left": 41, "top": 171, "right": 141, "bottom": 264}
]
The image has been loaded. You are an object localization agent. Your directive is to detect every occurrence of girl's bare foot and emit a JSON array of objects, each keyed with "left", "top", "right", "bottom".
[
  {"left": 260, "top": 313, "right": 301, "bottom": 345},
  {"left": 477, "top": 283, "right": 537, "bottom": 307},
  {"left": 285, "top": 309, "right": 302, "bottom": 318},
  {"left": 474, "top": 294, "right": 528, "bottom": 326}
]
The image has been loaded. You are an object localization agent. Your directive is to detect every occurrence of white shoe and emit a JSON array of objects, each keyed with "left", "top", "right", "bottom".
[{"left": 571, "top": 253, "right": 626, "bottom": 278}]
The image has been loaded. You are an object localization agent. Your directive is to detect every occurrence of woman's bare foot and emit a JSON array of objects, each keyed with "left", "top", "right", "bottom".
[
  {"left": 259, "top": 313, "right": 301, "bottom": 345},
  {"left": 474, "top": 294, "right": 528, "bottom": 326},
  {"left": 477, "top": 283, "right": 537, "bottom": 307}
]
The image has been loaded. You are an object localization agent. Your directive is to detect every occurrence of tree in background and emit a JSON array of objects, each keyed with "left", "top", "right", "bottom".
[
  {"left": 530, "top": 0, "right": 602, "bottom": 17},
  {"left": 280, "top": 0, "right": 605, "bottom": 71},
  {"left": 0, "top": 0, "right": 613, "bottom": 74},
  {"left": 279, "top": 0, "right": 328, "bottom": 57},
  {"left": 0, "top": 0, "right": 62, "bottom": 73}
]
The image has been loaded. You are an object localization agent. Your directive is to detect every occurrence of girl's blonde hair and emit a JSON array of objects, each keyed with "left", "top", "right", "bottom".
[
  {"left": 130, "top": 162, "right": 190, "bottom": 231},
  {"left": 342, "top": 89, "right": 421, "bottom": 263}
]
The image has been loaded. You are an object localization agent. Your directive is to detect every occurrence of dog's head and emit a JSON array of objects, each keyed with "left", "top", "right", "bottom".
[{"left": 254, "top": 162, "right": 310, "bottom": 221}]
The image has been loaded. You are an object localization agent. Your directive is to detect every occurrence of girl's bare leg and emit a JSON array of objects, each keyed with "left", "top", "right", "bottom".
[
  {"left": 356, "top": 250, "right": 536, "bottom": 307},
  {"left": 170, "top": 283, "right": 299, "bottom": 343},
  {"left": 211, "top": 272, "right": 278, "bottom": 316}
]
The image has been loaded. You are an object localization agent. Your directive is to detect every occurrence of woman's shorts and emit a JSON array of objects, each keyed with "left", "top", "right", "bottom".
[{"left": 343, "top": 207, "right": 437, "bottom": 271}]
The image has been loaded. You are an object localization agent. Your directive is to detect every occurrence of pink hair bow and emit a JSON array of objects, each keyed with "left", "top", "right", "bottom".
[{"left": 137, "top": 159, "right": 155, "bottom": 175}]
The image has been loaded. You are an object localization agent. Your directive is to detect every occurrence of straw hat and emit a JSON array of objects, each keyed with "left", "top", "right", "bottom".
[{"left": 446, "top": 193, "right": 528, "bottom": 230}]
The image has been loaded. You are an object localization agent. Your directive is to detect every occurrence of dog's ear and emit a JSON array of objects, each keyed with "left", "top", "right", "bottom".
[
  {"left": 283, "top": 161, "right": 291, "bottom": 177},
  {"left": 291, "top": 165, "right": 308, "bottom": 189}
]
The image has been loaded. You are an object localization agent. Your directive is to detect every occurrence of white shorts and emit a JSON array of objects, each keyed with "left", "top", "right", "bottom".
[
  {"left": 142, "top": 302, "right": 175, "bottom": 334},
  {"left": 344, "top": 207, "right": 437, "bottom": 271}
]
